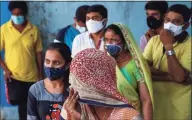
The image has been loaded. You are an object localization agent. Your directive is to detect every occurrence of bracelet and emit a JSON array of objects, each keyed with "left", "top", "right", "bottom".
[{"left": 166, "top": 50, "right": 175, "bottom": 56}]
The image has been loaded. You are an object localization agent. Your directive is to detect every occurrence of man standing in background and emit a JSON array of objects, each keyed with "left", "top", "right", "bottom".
[
  {"left": 0, "top": 1, "right": 43, "bottom": 120},
  {"left": 71, "top": 4, "right": 108, "bottom": 57},
  {"left": 140, "top": 1, "right": 168, "bottom": 52},
  {"left": 143, "top": 4, "right": 191, "bottom": 120},
  {"left": 55, "top": 5, "right": 89, "bottom": 50}
]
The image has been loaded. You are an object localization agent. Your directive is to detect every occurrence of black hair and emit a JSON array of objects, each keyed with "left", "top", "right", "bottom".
[
  {"left": 145, "top": 1, "right": 168, "bottom": 15},
  {"left": 87, "top": 4, "right": 108, "bottom": 19},
  {"left": 104, "top": 24, "right": 127, "bottom": 49},
  {"left": 46, "top": 43, "right": 72, "bottom": 87},
  {"left": 47, "top": 43, "right": 72, "bottom": 65},
  {"left": 76, "top": 5, "right": 90, "bottom": 24},
  {"left": 8, "top": 1, "right": 28, "bottom": 15},
  {"left": 167, "top": 4, "right": 191, "bottom": 22}
]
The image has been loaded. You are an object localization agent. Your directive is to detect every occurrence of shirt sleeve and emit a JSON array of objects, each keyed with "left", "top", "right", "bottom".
[
  {"left": 35, "top": 29, "right": 43, "bottom": 52},
  {"left": 0, "top": 26, "right": 5, "bottom": 51},
  {"left": 143, "top": 37, "right": 154, "bottom": 64},
  {"left": 71, "top": 35, "right": 80, "bottom": 58},
  {"left": 55, "top": 25, "right": 70, "bottom": 43},
  {"left": 140, "top": 35, "right": 147, "bottom": 52},
  {"left": 27, "top": 87, "right": 39, "bottom": 120},
  {"left": 55, "top": 28, "right": 65, "bottom": 42},
  {"left": 179, "top": 39, "right": 191, "bottom": 71}
]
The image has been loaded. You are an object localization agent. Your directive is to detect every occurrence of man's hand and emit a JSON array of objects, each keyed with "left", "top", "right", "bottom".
[
  {"left": 4, "top": 69, "right": 12, "bottom": 81},
  {"left": 160, "top": 29, "right": 174, "bottom": 47},
  {"left": 145, "top": 29, "right": 157, "bottom": 42}
]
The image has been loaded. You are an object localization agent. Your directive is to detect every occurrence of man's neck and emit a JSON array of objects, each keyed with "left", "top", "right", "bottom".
[
  {"left": 174, "top": 31, "right": 188, "bottom": 43},
  {"left": 90, "top": 29, "right": 104, "bottom": 42},
  {"left": 155, "top": 25, "right": 163, "bottom": 34},
  {"left": 13, "top": 20, "right": 27, "bottom": 30}
]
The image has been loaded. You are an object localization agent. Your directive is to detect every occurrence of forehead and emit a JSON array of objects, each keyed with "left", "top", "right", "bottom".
[
  {"left": 146, "top": 9, "right": 160, "bottom": 14},
  {"left": 11, "top": 8, "right": 23, "bottom": 13},
  {"left": 105, "top": 30, "right": 120, "bottom": 38},
  {"left": 166, "top": 11, "right": 184, "bottom": 20},
  {"left": 45, "top": 50, "right": 64, "bottom": 61},
  {"left": 86, "top": 12, "right": 102, "bottom": 17}
]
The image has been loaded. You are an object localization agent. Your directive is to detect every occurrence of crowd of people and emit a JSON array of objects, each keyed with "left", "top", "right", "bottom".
[{"left": 0, "top": 1, "right": 191, "bottom": 120}]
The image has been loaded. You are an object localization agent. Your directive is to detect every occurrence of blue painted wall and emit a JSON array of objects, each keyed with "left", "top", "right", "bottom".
[
  {"left": 0, "top": 1, "right": 191, "bottom": 119},
  {"left": 0, "top": 1, "right": 11, "bottom": 107}
]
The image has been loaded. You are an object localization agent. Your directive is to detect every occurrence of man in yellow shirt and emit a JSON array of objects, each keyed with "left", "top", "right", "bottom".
[
  {"left": 143, "top": 4, "right": 191, "bottom": 120},
  {"left": 0, "top": 1, "right": 43, "bottom": 120}
]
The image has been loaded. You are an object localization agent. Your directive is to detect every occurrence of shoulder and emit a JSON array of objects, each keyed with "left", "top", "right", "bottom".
[
  {"left": 58, "top": 25, "right": 71, "bottom": 33},
  {"left": 74, "top": 31, "right": 89, "bottom": 40},
  {"left": 29, "top": 22, "right": 39, "bottom": 33},
  {"left": 29, "top": 80, "right": 44, "bottom": 96},
  {"left": 150, "top": 35, "right": 160, "bottom": 43},
  {"left": 183, "top": 36, "right": 191, "bottom": 45},
  {"left": 1, "top": 20, "right": 11, "bottom": 31}
]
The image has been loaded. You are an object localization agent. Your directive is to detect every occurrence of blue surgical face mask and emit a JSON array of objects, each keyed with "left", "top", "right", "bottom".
[
  {"left": 44, "top": 65, "right": 66, "bottom": 81},
  {"left": 105, "top": 44, "right": 122, "bottom": 57},
  {"left": 11, "top": 15, "right": 25, "bottom": 25}
]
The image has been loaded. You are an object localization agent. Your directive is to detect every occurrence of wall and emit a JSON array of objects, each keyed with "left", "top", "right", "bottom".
[
  {"left": 26, "top": 1, "right": 191, "bottom": 47},
  {"left": 0, "top": 1, "right": 191, "bottom": 119}
]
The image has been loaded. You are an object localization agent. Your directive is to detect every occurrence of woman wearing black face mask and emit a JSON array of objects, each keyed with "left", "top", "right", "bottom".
[{"left": 27, "top": 42, "right": 72, "bottom": 120}]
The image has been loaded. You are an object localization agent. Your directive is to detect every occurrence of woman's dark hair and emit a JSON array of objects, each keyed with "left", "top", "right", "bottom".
[
  {"left": 145, "top": 1, "right": 168, "bottom": 15},
  {"left": 87, "top": 4, "right": 108, "bottom": 19},
  {"left": 8, "top": 1, "right": 28, "bottom": 15},
  {"left": 104, "top": 24, "right": 127, "bottom": 48},
  {"left": 46, "top": 43, "right": 72, "bottom": 87},
  {"left": 167, "top": 4, "right": 191, "bottom": 22}
]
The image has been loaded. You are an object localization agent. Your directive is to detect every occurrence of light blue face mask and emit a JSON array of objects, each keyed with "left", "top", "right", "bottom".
[
  {"left": 105, "top": 44, "right": 122, "bottom": 57},
  {"left": 11, "top": 15, "right": 25, "bottom": 25}
]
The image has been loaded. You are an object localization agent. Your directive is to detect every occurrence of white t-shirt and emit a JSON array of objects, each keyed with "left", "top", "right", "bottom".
[{"left": 71, "top": 31, "right": 105, "bottom": 58}]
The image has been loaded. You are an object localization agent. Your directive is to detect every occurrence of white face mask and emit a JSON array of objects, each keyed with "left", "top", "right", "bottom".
[
  {"left": 76, "top": 24, "right": 86, "bottom": 33},
  {"left": 86, "top": 19, "right": 105, "bottom": 33},
  {"left": 164, "top": 22, "right": 184, "bottom": 36}
]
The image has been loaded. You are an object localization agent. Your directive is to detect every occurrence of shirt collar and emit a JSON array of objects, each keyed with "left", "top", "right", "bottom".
[
  {"left": 173, "top": 32, "right": 189, "bottom": 47},
  {"left": 8, "top": 19, "right": 32, "bottom": 30},
  {"left": 88, "top": 31, "right": 104, "bottom": 41}
]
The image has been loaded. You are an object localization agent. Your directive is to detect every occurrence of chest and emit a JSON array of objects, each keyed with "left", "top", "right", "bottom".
[
  {"left": 4, "top": 27, "right": 36, "bottom": 49},
  {"left": 152, "top": 42, "right": 185, "bottom": 71},
  {"left": 37, "top": 101, "right": 64, "bottom": 120}
]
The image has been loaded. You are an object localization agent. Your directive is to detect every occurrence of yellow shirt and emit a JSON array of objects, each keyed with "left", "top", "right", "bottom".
[
  {"left": 0, "top": 20, "right": 43, "bottom": 82},
  {"left": 143, "top": 35, "right": 191, "bottom": 120}
]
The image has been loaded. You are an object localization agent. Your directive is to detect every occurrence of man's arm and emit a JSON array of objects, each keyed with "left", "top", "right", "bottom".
[
  {"left": 0, "top": 56, "right": 12, "bottom": 80},
  {"left": 35, "top": 29, "right": 43, "bottom": 80},
  {"left": 159, "top": 30, "right": 190, "bottom": 83},
  {"left": 36, "top": 52, "right": 43, "bottom": 80},
  {"left": 0, "top": 27, "right": 12, "bottom": 81}
]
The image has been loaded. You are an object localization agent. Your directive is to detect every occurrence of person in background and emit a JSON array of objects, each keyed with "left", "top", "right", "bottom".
[
  {"left": 0, "top": 1, "right": 43, "bottom": 120},
  {"left": 104, "top": 23, "right": 153, "bottom": 120},
  {"left": 140, "top": 1, "right": 168, "bottom": 52},
  {"left": 55, "top": 5, "right": 89, "bottom": 50},
  {"left": 143, "top": 4, "right": 191, "bottom": 120},
  {"left": 61, "top": 48, "right": 142, "bottom": 120},
  {"left": 71, "top": 4, "right": 108, "bottom": 57},
  {"left": 27, "top": 42, "right": 72, "bottom": 120}
]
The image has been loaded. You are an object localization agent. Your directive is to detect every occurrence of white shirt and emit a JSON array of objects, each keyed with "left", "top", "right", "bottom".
[
  {"left": 71, "top": 31, "right": 105, "bottom": 58},
  {"left": 139, "top": 35, "right": 148, "bottom": 53}
]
